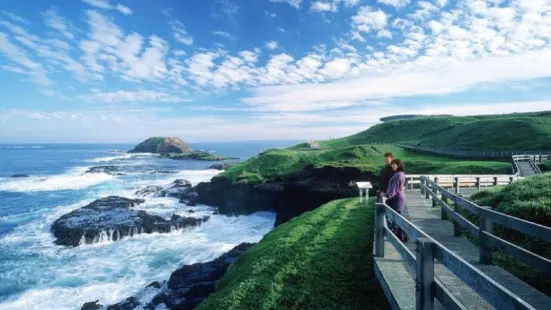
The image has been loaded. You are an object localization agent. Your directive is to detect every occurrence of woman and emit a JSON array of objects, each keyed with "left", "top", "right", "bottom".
[{"left": 384, "top": 159, "right": 408, "bottom": 243}]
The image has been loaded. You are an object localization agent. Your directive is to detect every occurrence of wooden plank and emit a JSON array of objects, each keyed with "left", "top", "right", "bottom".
[
  {"left": 434, "top": 280, "right": 468, "bottom": 310},
  {"left": 374, "top": 260, "right": 402, "bottom": 310},
  {"left": 479, "top": 207, "right": 551, "bottom": 244},
  {"left": 385, "top": 226, "right": 416, "bottom": 269},
  {"left": 375, "top": 203, "right": 385, "bottom": 257},
  {"left": 483, "top": 232, "right": 551, "bottom": 275},
  {"left": 440, "top": 203, "right": 479, "bottom": 237},
  {"left": 432, "top": 244, "right": 536, "bottom": 310},
  {"left": 416, "top": 238, "right": 435, "bottom": 310},
  {"left": 383, "top": 205, "right": 427, "bottom": 241},
  {"left": 450, "top": 195, "right": 480, "bottom": 215},
  {"left": 479, "top": 209, "right": 494, "bottom": 264}
]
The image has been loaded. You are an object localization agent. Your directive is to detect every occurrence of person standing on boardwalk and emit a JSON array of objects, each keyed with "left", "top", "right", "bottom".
[
  {"left": 378, "top": 152, "right": 395, "bottom": 202},
  {"left": 384, "top": 159, "right": 408, "bottom": 242}
]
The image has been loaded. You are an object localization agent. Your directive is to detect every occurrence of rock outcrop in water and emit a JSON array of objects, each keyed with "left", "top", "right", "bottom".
[
  {"left": 208, "top": 162, "right": 237, "bottom": 170},
  {"left": 129, "top": 137, "right": 192, "bottom": 154},
  {"left": 134, "top": 179, "right": 193, "bottom": 200},
  {"left": 84, "top": 166, "right": 125, "bottom": 176},
  {"left": 10, "top": 174, "right": 30, "bottom": 178},
  {"left": 89, "top": 243, "right": 254, "bottom": 310},
  {"left": 195, "top": 165, "right": 376, "bottom": 225},
  {"left": 51, "top": 196, "right": 209, "bottom": 247}
]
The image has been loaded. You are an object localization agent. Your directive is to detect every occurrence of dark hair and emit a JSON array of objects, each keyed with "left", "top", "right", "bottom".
[
  {"left": 391, "top": 159, "right": 404, "bottom": 172},
  {"left": 384, "top": 152, "right": 394, "bottom": 158}
]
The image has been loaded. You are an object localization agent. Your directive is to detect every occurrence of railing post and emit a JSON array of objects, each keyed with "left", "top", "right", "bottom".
[
  {"left": 453, "top": 198, "right": 462, "bottom": 237},
  {"left": 509, "top": 176, "right": 514, "bottom": 184},
  {"left": 425, "top": 181, "right": 430, "bottom": 199},
  {"left": 432, "top": 178, "right": 438, "bottom": 208},
  {"left": 420, "top": 178, "right": 425, "bottom": 195},
  {"left": 375, "top": 203, "right": 385, "bottom": 258},
  {"left": 479, "top": 207, "right": 494, "bottom": 264},
  {"left": 476, "top": 177, "right": 481, "bottom": 191},
  {"left": 454, "top": 177, "right": 459, "bottom": 194},
  {"left": 441, "top": 195, "right": 447, "bottom": 220},
  {"left": 493, "top": 177, "right": 498, "bottom": 186},
  {"left": 416, "top": 238, "right": 435, "bottom": 310}
]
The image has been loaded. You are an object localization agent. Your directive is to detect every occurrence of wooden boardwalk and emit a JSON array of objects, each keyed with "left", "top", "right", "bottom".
[{"left": 374, "top": 190, "right": 551, "bottom": 310}]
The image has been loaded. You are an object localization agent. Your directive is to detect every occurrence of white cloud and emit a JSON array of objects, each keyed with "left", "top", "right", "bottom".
[
  {"left": 242, "top": 49, "right": 551, "bottom": 112},
  {"left": 170, "top": 19, "right": 193, "bottom": 45},
  {"left": 83, "top": 89, "right": 183, "bottom": 103},
  {"left": 352, "top": 6, "right": 388, "bottom": 34},
  {"left": 265, "top": 40, "right": 279, "bottom": 50},
  {"left": 43, "top": 8, "right": 74, "bottom": 39},
  {"left": 435, "top": 0, "right": 447, "bottom": 8},
  {"left": 320, "top": 58, "right": 351, "bottom": 79},
  {"left": 0, "top": 32, "right": 51, "bottom": 87},
  {"left": 311, "top": 2, "right": 338, "bottom": 12},
  {"left": 212, "top": 31, "right": 233, "bottom": 39},
  {"left": 1, "top": 11, "right": 30, "bottom": 24},
  {"left": 377, "top": 0, "right": 411, "bottom": 8},
  {"left": 269, "top": 0, "right": 303, "bottom": 8},
  {"left": 82, "top": 0, "right": 132, "bottom": 15}
]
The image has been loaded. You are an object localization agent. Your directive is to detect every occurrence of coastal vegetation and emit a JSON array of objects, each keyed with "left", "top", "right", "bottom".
[
  {"left": 197, "top": 198, "right": 388, "bottom": 310},
  {"left": 470, "top": 173, "right": 551, "bottom": 296}
]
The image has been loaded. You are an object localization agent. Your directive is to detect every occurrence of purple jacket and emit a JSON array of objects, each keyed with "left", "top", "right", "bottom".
[{"left": 386, "top": 171, "right": 406, "bottom": 213}]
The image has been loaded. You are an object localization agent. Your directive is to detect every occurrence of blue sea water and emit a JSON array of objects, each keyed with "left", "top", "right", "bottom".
[{"left": 0, "top": 141, "right": 297, "bottom": 310}]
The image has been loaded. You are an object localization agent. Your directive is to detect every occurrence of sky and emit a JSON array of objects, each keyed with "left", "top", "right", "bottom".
[{"left": 0, "top": 0, "right": 551, "bottom": 143}]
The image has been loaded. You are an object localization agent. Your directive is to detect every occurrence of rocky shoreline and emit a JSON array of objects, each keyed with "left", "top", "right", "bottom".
[
  {"left": 82, "top": 243, "right": 255, "bottom": 310},
  {"left": 194, "top": 164, "right": 377, "bottom": 225}
]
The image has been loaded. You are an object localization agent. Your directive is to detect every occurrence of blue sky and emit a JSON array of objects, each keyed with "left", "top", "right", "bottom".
[{"left": 0, "top": 0, "right": 551, "bottom": 143}]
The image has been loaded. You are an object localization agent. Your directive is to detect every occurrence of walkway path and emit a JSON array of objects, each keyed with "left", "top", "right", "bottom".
[{"left": 375, "top": 190, "right": 551, "bottom": 309}]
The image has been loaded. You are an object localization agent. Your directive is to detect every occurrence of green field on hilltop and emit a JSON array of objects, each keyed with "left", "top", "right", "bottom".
[
  {"left": 321, "top": 111, "right": 551, "bottom": 151},
  {"left": 197, "top": 198, "right": 390, "bottom": 310},
  {"left": 220, "top": 112, "right": 551, "bottom": 184},
  {"left": 471, "top": 173, "right": 551, "bottom": 296},
  {"left": 222, "top": 144, "right": 511, "bottom": 184}
]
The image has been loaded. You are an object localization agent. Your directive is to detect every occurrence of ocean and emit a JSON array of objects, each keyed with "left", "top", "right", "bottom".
[{"left": 0, "top": 141, "right": 297, "bottom": 309}]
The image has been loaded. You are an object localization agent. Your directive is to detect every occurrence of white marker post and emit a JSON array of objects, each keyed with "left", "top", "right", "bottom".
[{"left": 356, "top": 182, "right": 373, "bottom": 204}]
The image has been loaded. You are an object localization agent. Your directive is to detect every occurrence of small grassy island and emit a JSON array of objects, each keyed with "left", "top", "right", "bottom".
[{"left": 128, "top": 137, "right": 237, "bottom": 161}]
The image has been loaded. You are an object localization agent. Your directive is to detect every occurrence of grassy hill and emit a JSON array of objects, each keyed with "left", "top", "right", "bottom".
[
  {"left": 197, "top": 198, "right": 389, "bottom": 310},
  {"left": 220, "top": 112, "right": 551, "bottom": 184},
  {"left": 323, "top": 111, "right": 551, "bottom": 151}
]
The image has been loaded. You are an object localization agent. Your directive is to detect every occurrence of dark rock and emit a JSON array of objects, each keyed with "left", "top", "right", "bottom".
[
  {"left": 171, "top": 179, "right": 192, "bottom": 188},
  {"left": 103, "top": 243, "right": 254, "bottom": 310},
  {"left": 187, "top": 209, "right": 195, "bottom": 213},
  {"left": 195, "top": 165, "right": 377, "bottom": 226},
  {"left": 129, "top": 137, "right": 192, "bottom": 154},
  {"left": 81, "top": 300, "right": 102, "bottom": 310},
  {"left": 147, "top": 281, "right": 162, "bottom": 289},
  {"left": 10, "top": 174, "right": 30, "bottom": 178},
  {"left": 160, "top": 179, "right": 193, "bottom": 199},
  {"left": 51, "top": 196, "right": 209, "bottom": 246},
  {"left": 208, "top": 163, "right": 237, "bottom": 170},
  {"left": 135, "top": 185, "right": 164, "bottom": 197},
  {"left": 84, "top": 166, "right": 125, "bottom": 176}
]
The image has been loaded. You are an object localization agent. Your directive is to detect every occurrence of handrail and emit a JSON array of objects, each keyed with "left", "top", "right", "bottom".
[
  {"left": 398, "top": 144, "right": 551, "bottom": 159},
  {"left": 512, "top": 155, "right": 542, "bottom": 175},
  {"left": 421, "top": 176, "right": 551, "bottom": 275},
  {"left": 374, "top": 202, "right": 536, "bottom": 310}
]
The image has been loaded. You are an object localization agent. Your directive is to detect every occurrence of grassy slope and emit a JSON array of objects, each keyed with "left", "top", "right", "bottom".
[
  {"left": 324, "top": 112, "right": 551, "bottom": 151},
  {"left": 221, "top": 112, "right": 551, "bottom": 184},
  {"left": 222, "top": 144, "right": 510, "bottom": 184},
  {"left": 198, "top": 198, "right": 389, "bottom": 310},
  {"left": 470, "top": 173, "right": 551, "bottom": 296}
]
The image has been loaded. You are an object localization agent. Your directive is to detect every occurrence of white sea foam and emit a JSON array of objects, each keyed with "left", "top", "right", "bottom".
[
  {"left": 0, "top": 203, "right": 275, "bottom": 310},
  {"left": 0, "top": 169, "right": 114, "bottom": 192},
  {"left": 88, "top": 152, "right": 158, "bottom": 163}
]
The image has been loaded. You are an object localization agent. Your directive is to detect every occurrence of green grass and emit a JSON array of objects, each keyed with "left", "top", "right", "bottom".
[
  {"left": 470, "top": 173, "right": 551, "bottom": 296},
  {"left": 222, "top": 144, "right": 511, "bottom": 184},
  {"left": 540, "top": 160, "right": 551, "bottom": 172},
  {"left": 197, "top": 198, "right": 390, "bottom": 310},
  {"left": 322, "top": 112, "right": 551, "bottom": 151}
]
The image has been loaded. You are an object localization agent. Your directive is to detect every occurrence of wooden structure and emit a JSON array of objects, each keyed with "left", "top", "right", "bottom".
[{"left": 373, "top": 174, "right": 551, "bottom": 310}]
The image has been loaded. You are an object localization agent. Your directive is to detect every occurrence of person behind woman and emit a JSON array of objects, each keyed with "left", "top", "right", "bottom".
[{"left": 384, "top": 159, "right": 408, "bottom": 242}]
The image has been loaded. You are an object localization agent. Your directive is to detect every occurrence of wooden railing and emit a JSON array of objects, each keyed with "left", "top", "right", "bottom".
[
  {"left": 374, "top": 176, "right": 551, "bottom": 310},
  {"left": 513, "top": 155, "right": 543, "bottom": 174},
  {"left": 398, "top": 144, "right": 551, "bottom": 160},
  {"left": 406, "top": 174, "right": 517, "bottom": 192},
  {"left": 421, "top": 176, "right": 551, "bottom": 274}
]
